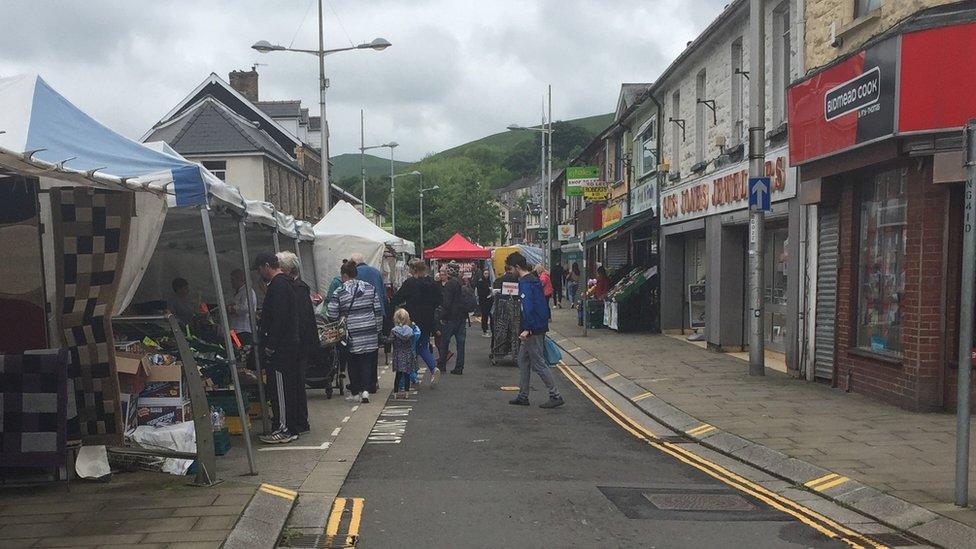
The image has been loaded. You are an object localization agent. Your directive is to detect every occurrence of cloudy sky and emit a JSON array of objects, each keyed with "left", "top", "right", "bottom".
[{"left": 0, "top": 0, "right": 728, "bottom": 161}]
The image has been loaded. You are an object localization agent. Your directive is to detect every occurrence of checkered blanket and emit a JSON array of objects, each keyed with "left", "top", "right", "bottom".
[{"left": 0, "top": 348, "right": 69, "bottom": 468}]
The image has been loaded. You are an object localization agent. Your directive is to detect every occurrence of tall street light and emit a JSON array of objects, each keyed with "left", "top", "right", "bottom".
[
  {"left": 360, "top": 141, "right": 397, "bottom": 219},
  {"left": 420, "top": 182, "right": 439, "bottom": 254},
  {"left": 508, "top": 85, "right": 553, "bottom": 267},
  {"left": 391, "top": 170, "right": 421, "bottom": 236},
  {"left": 252, "top": 3, "right": 391, "bottom": 217}
]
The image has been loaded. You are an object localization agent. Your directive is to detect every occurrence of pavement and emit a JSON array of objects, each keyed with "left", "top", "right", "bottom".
[
  {"left": 326, "top": 326, "right": 919, "bottom": 548},
  {"left": 0, "top": 356, "right": 396, "bottom": 549},
  {"left": 548, "top": 306, "right": 976, "bottom": 548}
]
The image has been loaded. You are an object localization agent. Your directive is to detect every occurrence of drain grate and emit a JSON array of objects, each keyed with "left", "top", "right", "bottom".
[
  {"left": 599, "top": 485, "right": 790, "bottom": 522},
  {"left": 279, "top": 534, "right": 357, "bottom": 548},
  {"left": 870, "top": 532, "right": 927, "bottom": 547}
]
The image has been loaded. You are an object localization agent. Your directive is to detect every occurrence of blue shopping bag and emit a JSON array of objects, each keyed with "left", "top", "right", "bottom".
[{"left": 543, "top": 336, "right": 562, "bottom": 367}]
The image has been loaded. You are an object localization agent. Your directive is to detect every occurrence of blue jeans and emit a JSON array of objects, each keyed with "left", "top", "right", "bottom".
[
  {"left": 437, "top": 319, "right": 467, "bottom": 371},
  {"left": 416, "top": 332, "right": 436, "bottom": 372}
]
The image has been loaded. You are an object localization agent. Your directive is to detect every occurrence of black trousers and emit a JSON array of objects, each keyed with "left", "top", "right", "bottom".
[
  {"left": 551, "top": 286, "right": 563, "bottom": 305},
  {"left": 295, "top": 351, "right": 310, "bottom": 431},
  {"left": 480, "top": 301, "right": 492, "bottom": 333},
  {"left": 267, "top": 349, "right": 301, "bottom": 434},
  {"left": 347, "top": 351, "right": 372, "bottom": 395}
]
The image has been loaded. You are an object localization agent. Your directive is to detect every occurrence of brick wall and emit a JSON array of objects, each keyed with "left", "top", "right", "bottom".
[{"left": 833, "top": 159, "right": 959, "bottom": 411}]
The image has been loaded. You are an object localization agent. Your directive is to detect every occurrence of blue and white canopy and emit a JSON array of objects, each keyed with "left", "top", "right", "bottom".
[{"left": 0, "top": 74, "right": 214, "bottom": 207}]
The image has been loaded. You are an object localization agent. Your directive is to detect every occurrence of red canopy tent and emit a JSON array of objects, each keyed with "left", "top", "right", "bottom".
[{"left": 423, "top": 232, "right": 490, "bottom": 260}]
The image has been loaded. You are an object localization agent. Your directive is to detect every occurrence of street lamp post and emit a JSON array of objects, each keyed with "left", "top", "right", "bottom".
[
  {"left": 360, "top": 141, "right": 397, "bottom": 220},
  {"left": 420, "top": 181, "right": 439, "bottom": 253},
  {"left": 508, "top": 85, "right": 554, "bottom": 267},
  {"left": 391, "top": 170, "right": 421, "bottom": 236},
  {"left": 252, "top": 3, "right": 390, "bottom": 216}
]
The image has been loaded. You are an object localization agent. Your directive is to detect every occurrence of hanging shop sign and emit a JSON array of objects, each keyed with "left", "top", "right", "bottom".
[
  {"left": 583, "top": 184, "right": 609, "bottom": 201},
  {"left": 660, "top": 147, "right": 795, "bottom": 225},
  {"left": 788, "top": 21, "right": 976, "bottom": 165},
  {"left": 557, "top": 224, "right": 575, "bottom": 241},
  {"left": 566, "top": 166, "right": 599, "bottom": 197},
  {"left": 630, "top": 177, "right": 658, "bottom": 216},
  {"left": 601, "top": 204, "right": 622, "bottom": 227}
]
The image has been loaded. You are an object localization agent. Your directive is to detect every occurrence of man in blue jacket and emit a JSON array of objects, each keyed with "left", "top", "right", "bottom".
[{"left": 506, "top": 252, "right": 564, "bottom": 409}]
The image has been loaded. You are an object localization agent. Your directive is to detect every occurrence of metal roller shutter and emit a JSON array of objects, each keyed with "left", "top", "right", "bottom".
[
  {"left": 814, "top": 207, "right": 839, "bottom": 381},
  {"left": 605, "top": 237, "right": 629, "bottom": 270}
]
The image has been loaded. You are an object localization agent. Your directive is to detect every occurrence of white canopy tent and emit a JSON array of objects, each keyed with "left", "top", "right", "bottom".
[{"left": 313, "top": 200, "right": 413, "bottom": 291}]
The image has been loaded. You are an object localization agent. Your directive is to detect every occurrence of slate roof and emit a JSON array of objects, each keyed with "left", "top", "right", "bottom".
[
  {"left": 144, "top": 96, "right": 302, "bottom": 173},
  {"left": 256, "top": 100, "right": 302, "bottom": 118}
]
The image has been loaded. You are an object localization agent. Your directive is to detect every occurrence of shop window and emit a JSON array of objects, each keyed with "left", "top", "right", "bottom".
[
  {"left": 202, "top": 160, "right": 226, "bottom": 181},
  {"left": 772, "top": 2, "right": 791, "bottom": 125},
  {"left": 855, "top": 0, "right": 883, "bottom": 18},
  {"left": 856, "top": 169, "right": 906, "bottom": 356},
  {"left": 613, "top": 138, "right": 624, "bottom": 183},
  {"left": 671, "top": 90, "right": 681, "bottom": 175}
]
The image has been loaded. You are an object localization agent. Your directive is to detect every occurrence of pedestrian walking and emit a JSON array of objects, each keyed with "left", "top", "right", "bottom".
[
  {"left": 391, "top": 259, "right": 442, "bottom": 386},
  {"left": 506, "top": 252, "right": 564, "bottom": 409},
  {"left": 550, "top": 262, "right": 565, "bottom": 309},
  {"left": 535, "top": 264, "right": 553, "bottom": 320},
  {"left": 476, "top": 269, "right": 492, "bottom": 337},
  {"left": 253, "top": 252, "right": 301, "bottom": 444},
  {"left": 391, "top": 308, "right": 416, "bottom": 399},
  {"left": 278, "top": 251, "right": 314, "bottom": 434},
  {"left": 438, "top": 261, "right": 468, "bottom": 375},
  {"left": 327, "top": 261, "right": 383, "bottom": 404},
  {"left": 350, "top": 252, "right": 387, "bottom": 394},
  {"left": 567, "top": 262, "right": 581, "bottom": 307}
]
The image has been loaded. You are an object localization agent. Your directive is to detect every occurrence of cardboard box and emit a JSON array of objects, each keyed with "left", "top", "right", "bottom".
[
  {"left": 136, "top": 397, "right": 192, "bottom": 427},
  {"left": 139, "top": 363, "right": 185, "bottom": 399},
  {"left": 116, "top": 352, "right": 152, "bottom": 395},
  {"left": 120, "top": 393, "right": 139, "bottom": 432}
]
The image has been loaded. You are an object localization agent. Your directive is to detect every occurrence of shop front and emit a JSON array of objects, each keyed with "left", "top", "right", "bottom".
[
  {"left": 787, "top": 9, "right": 976, "bottom": 410},
  {"left": 659, "top": 147, "right": 799, "bottom": 369}
]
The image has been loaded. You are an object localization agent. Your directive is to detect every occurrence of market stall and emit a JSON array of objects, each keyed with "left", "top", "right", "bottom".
[
  {"left": 0, "top": 73, "right": 251, "bottom": 477},
  {"left": 313, "top": 199, "right": 410, "bottom": 292},
  {"left": 490, "top": 244, "right": 543, "bottom": 278}
]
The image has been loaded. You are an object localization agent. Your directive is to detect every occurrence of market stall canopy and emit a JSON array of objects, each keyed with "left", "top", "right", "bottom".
[
  {"left": 0, "top": 74, "right": 217, "bottom": 207},
  {"left": 297, "top": 220, "right": 315, "bottom": 242},
  {"left": 490, "top": 244, "right": 543, "bottom": 276},
  {"left": 424, "top": 232, "right": 490, "bottom": 260},
  {"left": 313, "top": 200, "right": 409, "bottom": 290}
]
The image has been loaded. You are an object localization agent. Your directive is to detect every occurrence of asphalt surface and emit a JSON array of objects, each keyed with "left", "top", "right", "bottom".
[{"left": 338, "top": 329, "right": 850, "bottom": 548}]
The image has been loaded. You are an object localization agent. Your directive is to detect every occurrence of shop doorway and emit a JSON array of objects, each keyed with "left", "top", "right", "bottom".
[
  {"left": 684, "top": 234, "right": 707, "bottom": 332},
  {"left": 764, "top": 225, "right": 790, "bottom": 353}
]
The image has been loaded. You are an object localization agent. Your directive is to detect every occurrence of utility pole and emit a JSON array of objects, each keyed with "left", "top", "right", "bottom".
[
  {"left": 748, "top": 0, "right": 766, "bottom": 376},
  {"left": 955, "top": 120, "right": 976, "bottom": 507},
  {"left": 360, "top": 109, "right": 366, "bottom": 214},
  {"left": 317, "top": 0, "right": 331, "bottom": 214},
  {"left": 390, "top": 145, "right": 396, "bottom": 235},
  {"left": 546, "top": 84, "right": 553, "bottom": 269}
]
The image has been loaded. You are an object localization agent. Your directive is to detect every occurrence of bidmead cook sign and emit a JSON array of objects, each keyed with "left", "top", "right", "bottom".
[{"left": 660, "top": 148, "right": 795, "bottom": 225}]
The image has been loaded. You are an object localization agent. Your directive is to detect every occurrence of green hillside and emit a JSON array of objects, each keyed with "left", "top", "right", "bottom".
[
  {"left": 330, "top": 152, "right": 410, "bottom": 180},
  {"left": 429, "top": 113, "right": 613, "bottom": 162}
]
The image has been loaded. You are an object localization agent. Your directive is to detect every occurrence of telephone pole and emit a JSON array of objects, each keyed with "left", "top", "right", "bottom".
[{"left": 748, "top": 0, "right": 766, "bottom": 376}]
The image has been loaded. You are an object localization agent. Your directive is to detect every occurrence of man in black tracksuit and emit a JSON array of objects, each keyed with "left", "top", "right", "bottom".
[
  {"left": 280, "top": 251, "right": 316, "bottom": 434},
  {"left": 254, "top": 252, "right": 300, "bottom": 444}
]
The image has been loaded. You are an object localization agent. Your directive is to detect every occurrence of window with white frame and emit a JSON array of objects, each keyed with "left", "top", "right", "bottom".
[
  {"left": 730, "top": 37, "right": 745, "bottom": 146},
  {"left": 202, "top": 160, "right": 226, "bottom": 181},
  {"left": 695, "top": 69, "right": 707, "bottom": 164},
  {"left": 773, "top": 2, "right": 791, "bottom": 125},
  {"left": 855, "top": 0, "right": 883, "bottom": 17},
  {"left": 671, "top": 90, "right": 681, "bottom": 173},
  {"left": 638, "top": 116, "right": 657, "bottom": 176}
]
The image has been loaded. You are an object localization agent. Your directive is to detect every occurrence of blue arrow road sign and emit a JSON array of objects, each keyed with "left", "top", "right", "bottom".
[{"left": 749, "top": 177, "right": 771, "bottom": 211}]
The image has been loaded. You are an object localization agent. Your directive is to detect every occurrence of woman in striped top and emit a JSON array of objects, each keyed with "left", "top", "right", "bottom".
[{"left": 327, "top": 261, "right": 383, "bottom": 403}]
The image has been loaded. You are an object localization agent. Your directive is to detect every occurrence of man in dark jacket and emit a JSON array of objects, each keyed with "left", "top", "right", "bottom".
[
  {"left": 476, "top": 270, "right": 492, "bottom": 336},
  {"left": 550, "top": 262, "right": 565, "bottom": 308},
  {"left": 392, "top": 259, "right": 442, "bottom": 384},
  {"left": 438, "top": 261, "right": 468, "bottom": 375},
  {"left": 254, "top": 252, "right": 301, "bottom": 443},
  {"left": 279, "top": 251, "right": 314, "bottom": 434},
  {"left": 506, "top": 252, "right": 564, "bottom": 408}
]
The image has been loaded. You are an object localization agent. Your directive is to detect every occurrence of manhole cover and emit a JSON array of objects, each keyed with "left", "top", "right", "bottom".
[{"left": 645, "top": 492, "right": 755, "bottom": 512}]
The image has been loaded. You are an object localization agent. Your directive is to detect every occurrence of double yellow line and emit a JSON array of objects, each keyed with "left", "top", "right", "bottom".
[
  {"left": 326, "top": 497, "right": 365, "bottom": 547},
  {"left": 806, "top": 473, "right": 851, "bottom": 493},
  {"left": 259, "top": 483, "right": 297, "bottom": 501},
  {"left": 555, "top": 362, "right": 887, "bottom": 549}
]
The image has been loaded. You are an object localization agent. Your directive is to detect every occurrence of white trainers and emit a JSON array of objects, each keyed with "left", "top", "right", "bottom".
[
  {"left": 431, "top": 368, "right": 441, "bottom": 387},
  {"left": 361, "top": 391, "right": 370, "bottom": 404}
]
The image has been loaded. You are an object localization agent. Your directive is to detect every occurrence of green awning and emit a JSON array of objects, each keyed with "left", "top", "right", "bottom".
[{"left": 583, "top": 209, "right": 656, "bottom": 243}]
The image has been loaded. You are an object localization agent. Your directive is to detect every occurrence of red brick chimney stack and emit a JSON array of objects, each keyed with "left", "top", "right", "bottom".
[{"left": 229, "top": 68, "right": 258, "bottom": 102}]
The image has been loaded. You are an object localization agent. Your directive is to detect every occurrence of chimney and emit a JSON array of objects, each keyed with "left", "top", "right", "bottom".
[{"left": 229, "top": 68, "right": 259, "bottom": 102}]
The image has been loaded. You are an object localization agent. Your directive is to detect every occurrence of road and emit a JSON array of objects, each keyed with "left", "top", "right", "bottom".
[{"left": 332, "top": 332, "right": 863, "bottom": 548}]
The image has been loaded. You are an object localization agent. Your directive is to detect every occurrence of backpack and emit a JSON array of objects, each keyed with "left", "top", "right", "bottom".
[{"left": 461, "top": 284, "right": 478, "bottom": 314}]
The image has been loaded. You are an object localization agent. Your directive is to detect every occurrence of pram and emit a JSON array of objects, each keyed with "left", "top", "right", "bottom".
[
  {"left": 305, "top": 316, "right": 345, "bottom": 397},
  {"left": 489, "top": 294, "right": 521, "bottom": 366}
]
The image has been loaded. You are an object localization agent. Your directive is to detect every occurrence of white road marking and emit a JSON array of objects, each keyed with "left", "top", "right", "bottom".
[
  {"left": 367, "top": 404, "right": 412, "bottom": 444},
  {"left": 259, "top": 441, "right": 330, "bottom": 452},
  {"left": 341, "top": 416, "right": 350, "bottom": 423},
  {"left": 331, "top": 427, "right": 342, "bottom": 437},
  {"left": 351, "top": 405, "right": 360, "bottom": 412}
]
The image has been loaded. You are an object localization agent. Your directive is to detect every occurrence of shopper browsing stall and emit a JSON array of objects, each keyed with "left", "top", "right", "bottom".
[
  {"left": 253, "top": 252, "right": 300, "bottom": 444},
  {"left": 327, "top": 261, "right": 383, "bottom": 404},
  {"left": 278, "top": 251, "right": 315, "bottom": 434}
]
